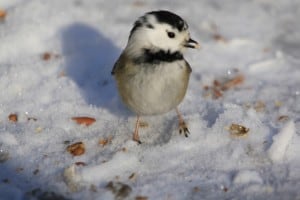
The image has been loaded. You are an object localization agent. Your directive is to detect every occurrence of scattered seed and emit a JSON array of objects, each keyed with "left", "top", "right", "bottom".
[
  {"left": 66, "top": 142, "right": 85, "bottom": 156},
  {"left": 8, "top": 114, "right": 18, "bottom": 122},
  {"left": 229, "top": 123, "right": 249, "bottom": 137},
  {"left": 41, "top": 52, "right": 60, "bottom": 61},
  {"left": 72, "top": 117, "right": 96, "bottom": 126},
  {"left": 221, "top": 74, "right": 244, "bottom": 91},
  {"left": 203, "top": 73, "right": 244, "bottom": 99},
  {"left": 42, "top": 52, "right": 51, "bottom": 60},
  {"left": 278, "top": 115, "right": 289, "bottom": 122}
]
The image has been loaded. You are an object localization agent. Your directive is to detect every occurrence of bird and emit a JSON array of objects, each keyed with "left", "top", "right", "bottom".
[{"left": 111, "top": 10, "right": 199, "bottom": 143}]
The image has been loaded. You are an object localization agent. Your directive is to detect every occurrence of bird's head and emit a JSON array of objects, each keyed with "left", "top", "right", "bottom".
[{"left": 125, "top": 10, "right": 199, "bottom": 58}]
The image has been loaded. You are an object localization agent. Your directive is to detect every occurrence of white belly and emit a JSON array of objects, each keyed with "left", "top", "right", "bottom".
[{"left": 119, "top": 61, "right": 189, "bottom": 115}]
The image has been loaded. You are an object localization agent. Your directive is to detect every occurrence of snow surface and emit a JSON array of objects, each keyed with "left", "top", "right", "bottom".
[
  {"left": 0, "top": 0, "right": 300, "bottom": 199},
  {"left": 268, "top": 120, "right": 295, "bottom": 163}
]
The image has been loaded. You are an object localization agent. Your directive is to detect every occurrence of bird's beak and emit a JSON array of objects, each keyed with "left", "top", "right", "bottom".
[{"left": 184, "top": 38, "right": 200, "bottom": 49}]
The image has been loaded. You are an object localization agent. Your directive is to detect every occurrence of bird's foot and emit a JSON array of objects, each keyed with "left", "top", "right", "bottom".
[
  {"left": 132, "top": 116, "right": 142, "bottom": 144},
  {"left": 176, "top": 107, "right": 190, "bottom": 137},
  {"left": 178, "top": 120, "right": 190, "bottom": 137}
]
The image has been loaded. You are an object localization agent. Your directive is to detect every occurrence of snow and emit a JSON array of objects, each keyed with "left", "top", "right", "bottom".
[
  {"left": 0, "top": 0, "right": 300, "bottom": 199},
  {"left": 268, "top": 121, "right": 295, "bottom": 163},
  {"left": 233, "top": 170, "right": 263, "bottom": 185}
]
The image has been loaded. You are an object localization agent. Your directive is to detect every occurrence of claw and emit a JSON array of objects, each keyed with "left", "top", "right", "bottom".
[
  {"left": 133, "top": 137, "right": 142, "bottom": 144},
  {"left": 176, "top": 108, "right": 190, "bottom": 138},
  {"left": 179, "top": 122, "right": 190, "bottom": 137},
  {"left": 183, "top": 127, "right": 190, "bottom": 137}
]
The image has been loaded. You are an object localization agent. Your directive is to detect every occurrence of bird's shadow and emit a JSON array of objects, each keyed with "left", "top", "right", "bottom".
[{"left": 61, "top": 23, "right": 128, "bottom": 115}]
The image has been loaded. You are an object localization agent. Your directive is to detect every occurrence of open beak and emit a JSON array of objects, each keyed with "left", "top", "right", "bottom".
[{"left": 184, "top": 38, "right": 200, "bottom": 49}]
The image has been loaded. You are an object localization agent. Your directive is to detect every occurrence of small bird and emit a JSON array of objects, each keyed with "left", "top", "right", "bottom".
[{"left": 112, "top": 10, "right": 199, "bottom": 143}]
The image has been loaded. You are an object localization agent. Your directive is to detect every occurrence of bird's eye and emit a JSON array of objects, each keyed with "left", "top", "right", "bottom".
[{"left": 167, "top": 31, "right": 175, "bottom": 38}]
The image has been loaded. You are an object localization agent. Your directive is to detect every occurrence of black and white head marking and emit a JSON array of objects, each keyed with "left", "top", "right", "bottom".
[
  {"left": 129, "top": 10, "right": 188, "bottom": 39},
  {"left": 125, "top": 10, "right": 198, "bottom": 64},
  {"left": 147, "top": 10, "right": 188, "bottom": 31}
]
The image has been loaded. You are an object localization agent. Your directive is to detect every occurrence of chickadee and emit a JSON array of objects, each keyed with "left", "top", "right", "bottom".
[{"left": 112, "top": 10, "right": 199, "bottom": 143}]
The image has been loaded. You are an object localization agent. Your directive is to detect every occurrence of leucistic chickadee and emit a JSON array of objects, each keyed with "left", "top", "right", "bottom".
[{"left": 112, "top": 10, "right": 199, "bottom": 143}]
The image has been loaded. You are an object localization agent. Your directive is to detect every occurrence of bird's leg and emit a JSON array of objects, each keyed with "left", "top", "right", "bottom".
[
  {"left": 176, "top": 107, "right": 190, "bottom": 137},
  {"left": 132, "top": 115, "right": 142, "bottom": 144}
]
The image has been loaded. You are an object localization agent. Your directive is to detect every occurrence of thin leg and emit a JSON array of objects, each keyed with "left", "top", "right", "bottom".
[
  {"left": 133, "top": 115, "right": 142, "bottom": 144},
  {"left": 176, "top": 107, "right": 190, "bottom": 137}
]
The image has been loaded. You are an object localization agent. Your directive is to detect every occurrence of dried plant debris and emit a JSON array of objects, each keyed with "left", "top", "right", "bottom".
[
  {"left": 106, "top": 181, "right": 132, "bottom": 200},
  {"left": 66, "top": 142, "right": 85, "bottom": 156},
  {"left": 228, "top": 123, "right": 249, "bottom": 137},
  {"left": 72, "top": 116, "right": 96, "bottom": 126},
  {"left": 203, "top": 72, "right": 244, "bottom": 99}
]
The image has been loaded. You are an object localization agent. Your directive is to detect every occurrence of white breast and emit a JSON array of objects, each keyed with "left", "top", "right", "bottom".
[{"left": 123, "top": 60, "right": 189, "bottom": 115}]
